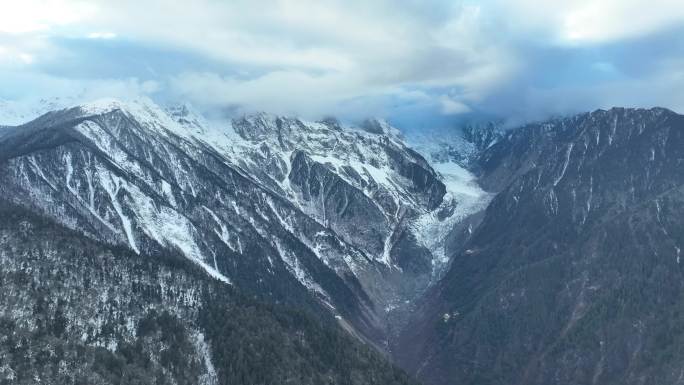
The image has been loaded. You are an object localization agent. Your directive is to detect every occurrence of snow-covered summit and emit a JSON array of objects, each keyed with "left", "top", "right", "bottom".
[{"left": 74, "top": 97, "right": 208, "bottom": 141}]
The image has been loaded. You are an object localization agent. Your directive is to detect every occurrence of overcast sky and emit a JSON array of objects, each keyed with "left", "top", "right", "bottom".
[{"left": 1, "top": 0, "right": 683, "bottom": 128}]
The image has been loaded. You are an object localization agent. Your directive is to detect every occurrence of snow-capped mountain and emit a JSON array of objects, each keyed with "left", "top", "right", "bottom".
[
  {"left": 5, "top": 99, "right": 684, "bottom": 385},
  {"left": 0, "top": 97, "right": 490, "bottom": 348}
]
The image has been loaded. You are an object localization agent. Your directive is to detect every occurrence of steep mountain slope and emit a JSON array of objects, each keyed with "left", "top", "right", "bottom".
[
  {"left": 0, "top": 98, "right": 487, "bottom": 351},
  {"left": 18, "top": 98, "right": 684, "bottom": 385},
  {"left": 397, "top": 108, "right": 684, "bottom": 385},
  {"left": 0, "top": 100, "right": 376, "bottom": 342},
  {"left": 0, "top": 200, "right": 419, "bottom": 385}
]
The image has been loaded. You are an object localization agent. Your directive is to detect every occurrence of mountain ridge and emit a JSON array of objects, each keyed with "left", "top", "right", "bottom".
[
  {"left": 396, "top": 106, "right": 684, "bottom": 385},
  {"left": 0, "top": 97, "right": 491, "bottom": 354},
  {"left": 3, "top": 98, "right": 682, "bottom": 385}
]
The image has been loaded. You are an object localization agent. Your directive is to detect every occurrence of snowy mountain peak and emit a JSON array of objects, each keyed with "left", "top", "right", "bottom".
[
  {"left": 76, "top": 98, "right": 200, "bottom": 140},
  {"left": 78, "top": 97, "right": 129, "bottom": 115},
  {"left": 79, "top": 98, "right": 170, "bottom": 124}
]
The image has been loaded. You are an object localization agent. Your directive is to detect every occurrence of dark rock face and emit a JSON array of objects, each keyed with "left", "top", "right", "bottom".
[
  {"left": 397, "top": 107, "right": 684, "bottom": 385},
  {"left": 289, "top": 150, "right": 389, "bottom": 256},
  {"left": 462, "top": 121, "right": 504, "bottom": 154},
  {"left": 361, "top": 118, "right": 387, "bottom": 135},
  {"left": 384, "top": 145, "right": 446, "bottom": 211}
]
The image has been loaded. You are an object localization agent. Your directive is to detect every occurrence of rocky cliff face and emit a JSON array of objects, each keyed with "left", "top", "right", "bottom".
[{"left": 397, "top": 107, "right": 684, "bottom": 385}]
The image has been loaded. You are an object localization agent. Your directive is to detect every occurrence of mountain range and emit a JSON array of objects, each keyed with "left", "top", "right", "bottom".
[{"left": 1, "top": 98, "right": 683, "bottom": 385}]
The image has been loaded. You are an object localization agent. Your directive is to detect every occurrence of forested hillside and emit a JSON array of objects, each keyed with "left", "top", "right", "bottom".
[{"left": 0, "top": 201, "right": 417, "bottom": 385}]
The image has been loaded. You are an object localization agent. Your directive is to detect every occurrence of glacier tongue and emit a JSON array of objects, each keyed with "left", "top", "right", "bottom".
[{"left": 412, "top": 161, "right": 492, "bottom": 277}]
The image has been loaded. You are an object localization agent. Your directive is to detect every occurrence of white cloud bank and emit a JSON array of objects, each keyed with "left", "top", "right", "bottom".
[
  {"left": 0, "top": 0, "right": 683, "bottom": 121},
  {"left": 495, "top": 0, "right": 684, "bottom": 44}
]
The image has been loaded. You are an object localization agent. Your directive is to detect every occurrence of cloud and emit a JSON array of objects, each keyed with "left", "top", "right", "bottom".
[
  {"left": 439, "top": 96, "right": 471, "bottom": 115},
  {"left": 0, "top": 0, "right": 94, "bottom": 34},
  {"left": 0, "top": 68, "right": 160, "bottom": 103},
  {"left": 476, "top": 56, "right": 684, "bottom": 126},
  {"left": 0, "top": 0, "right": 683, "bottom": 126},
  {"left": 79, "top": 0, "right": 518, "bottom": 119},
  {"left": 2, "top": 0, "right": 520, "bottom": 120},
  {"left": 489, "top": 0, "right": 684, "bottom": 44},
  {"left": 170, "top": 70, "right": 359, "bottom": 118},
  {"left": 87, "top": 32, "right": 117, "bottom": 39},
  {"left": 0, "top": 44, "right": 34, "bottom": 65}
]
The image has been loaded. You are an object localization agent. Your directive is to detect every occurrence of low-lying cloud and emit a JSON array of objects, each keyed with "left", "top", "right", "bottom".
[{"left": 1, "top": 0, "right": 683, "bottom": 128}]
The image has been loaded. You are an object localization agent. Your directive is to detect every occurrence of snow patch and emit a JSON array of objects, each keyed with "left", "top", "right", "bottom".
[
  {"left": 99, "top": 169, "right": 139, "bottom": 254},
  {"left": 193, "top": 331, "right": 219, "bottom": 385},
  {"left": 554, "top": 143, "right": 574, "bottom": 186}
]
